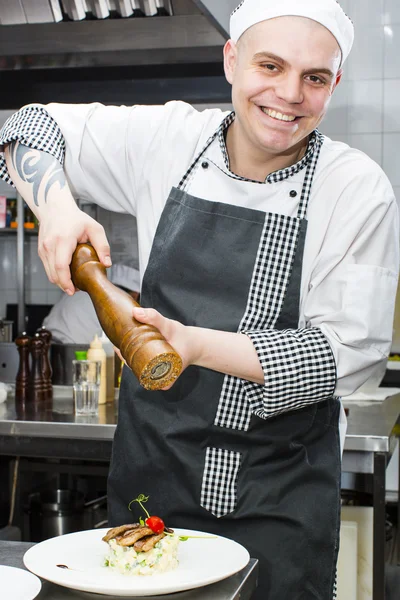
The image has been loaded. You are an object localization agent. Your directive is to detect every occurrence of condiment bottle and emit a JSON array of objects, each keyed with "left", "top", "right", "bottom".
[
  {"left": 87, "top": 334, "right": 107, "bottom": 405},
  {"left": 100, "top": 331, "right": 115, "bottom": 402}
]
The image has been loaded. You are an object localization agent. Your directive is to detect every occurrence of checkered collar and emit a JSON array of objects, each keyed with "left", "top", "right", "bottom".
[{"left": 217, "top": 111, "right": 323, "bottom": 184}]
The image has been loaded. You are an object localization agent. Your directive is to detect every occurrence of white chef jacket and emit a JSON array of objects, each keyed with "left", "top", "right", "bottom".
[
  {"left": 43, "top": 290, "right": 102, "bottom": 344},
  {"left": 1, "top": 100, "right": 399, "bottom": 398}
]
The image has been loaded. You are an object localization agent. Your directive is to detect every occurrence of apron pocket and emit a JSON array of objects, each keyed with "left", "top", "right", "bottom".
[{"left": 200, "top": 447, "right": 242, "bottom": 518}]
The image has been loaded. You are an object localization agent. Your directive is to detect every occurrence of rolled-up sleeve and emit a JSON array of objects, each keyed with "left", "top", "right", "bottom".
[
  {"left": 242, "top": 327, "right": 337, "bottom": 418},
  {"left": 241, "top": 164, "right": 399, "bottom": 418},
  {"left": 0, "top": 102, "right": 144, "bottom": 214},
  {"left": 0, "top": 101, "right": 222, "bottom": 217},
  {"left": 0, "top": 105, "right": 65, "bottom": 185}
]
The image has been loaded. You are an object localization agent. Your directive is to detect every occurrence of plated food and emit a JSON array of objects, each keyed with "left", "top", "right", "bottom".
[
  {"left": 23, "top": 527, "right": 250, "bottom": 597},
  {"left": 102, "top": 522, "right": 180, "bottom": 576}
]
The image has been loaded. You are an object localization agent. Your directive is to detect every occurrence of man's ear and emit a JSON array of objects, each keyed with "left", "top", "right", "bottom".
[
  {"left": 332, "top": 69, "right": 343, "bottom": 93},
  {"left": 223, "top": 39, "right": 238, "bottom": 85}
]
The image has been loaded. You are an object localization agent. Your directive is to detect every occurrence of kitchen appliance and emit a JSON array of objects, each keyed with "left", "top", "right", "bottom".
[
  {"left": 25, "top": 490, "right": 107, "bottom": 542},
  {"left": 0, "top": 319, "right": 13, "bottom": 343},
  {"left": 0, "top": 342, "right": 19, "bottom": 383}
]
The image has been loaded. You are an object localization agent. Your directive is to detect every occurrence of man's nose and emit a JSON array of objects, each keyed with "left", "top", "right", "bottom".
[{"left": 275, "top": 73, "right": 304, "bottom": 104}]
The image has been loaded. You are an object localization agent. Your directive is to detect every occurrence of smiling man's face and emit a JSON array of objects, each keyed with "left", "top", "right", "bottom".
[{"left": 224, "top": 16, "right": 342, "bottom": 159}]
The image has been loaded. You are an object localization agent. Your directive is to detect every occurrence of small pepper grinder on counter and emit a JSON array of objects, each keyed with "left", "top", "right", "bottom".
[
  {"left": 37, "top": 326, "right": 53, "bottom": 399},
  {"left": 15, "top": 332, "right": 31, "bottom": 402},
  {"left": 27, "top": 333, "right": 47, "bottom": 403}
]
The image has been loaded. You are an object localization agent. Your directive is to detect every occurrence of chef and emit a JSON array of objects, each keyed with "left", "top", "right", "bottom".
[{"left": 0, "top": 1, "right": 398, "bottom": 598}]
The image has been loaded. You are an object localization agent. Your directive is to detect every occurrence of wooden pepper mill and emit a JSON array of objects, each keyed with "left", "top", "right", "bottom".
[
  {"left": 15, "top": 332, "right": 31, "bottom": 402},
  {"left": 70, "top": 243, "right": 183, "bottom": 391},
  {"left": 28, "top": 333, "right": 47, "bottom": 403},
  {"left": 37, "top": 326, "right": 53, "bottom": 399}
]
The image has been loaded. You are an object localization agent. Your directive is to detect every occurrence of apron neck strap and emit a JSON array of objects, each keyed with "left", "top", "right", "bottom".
[{"left": 296, "top": 133, "right": 324, "bottom": 220}]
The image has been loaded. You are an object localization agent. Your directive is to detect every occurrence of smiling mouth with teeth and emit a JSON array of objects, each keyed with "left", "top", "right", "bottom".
[{"left": 260, "top": 107, "right": 297, "bottom": 122}]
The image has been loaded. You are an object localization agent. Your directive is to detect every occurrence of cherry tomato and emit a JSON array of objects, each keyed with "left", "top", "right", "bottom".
[{"left": 146, "top": 516, "right": 165, "bottom": 534}]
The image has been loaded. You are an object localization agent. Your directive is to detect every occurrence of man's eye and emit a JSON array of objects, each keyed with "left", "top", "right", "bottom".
[
  {"left": 308, "top": 75, "right": 325, "bottom": 84},
  {"left": 263, "top": 64, "right": 278, "bottom": 71}
]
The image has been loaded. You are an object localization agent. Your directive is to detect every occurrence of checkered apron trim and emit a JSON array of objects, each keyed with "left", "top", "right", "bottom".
[
  {"left": 214, "top": 212, "right": 301, "bottom": 431},
  {"left": 200, "top": 447, "right": 242, "bottom": 519},
  {"left": 0, "top": 105, "right": 65, "bottom": 187},
  {"left": 214, "top": 137, "right": 326, "bottom": 432}
]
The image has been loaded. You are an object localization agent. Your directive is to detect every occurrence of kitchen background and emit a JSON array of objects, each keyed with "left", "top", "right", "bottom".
[
  {"left": 0, "top": 0, "right": 399, "bottom": 320},
  {"left": 0, "top": 3, "right": 399, "bottom": 595}
]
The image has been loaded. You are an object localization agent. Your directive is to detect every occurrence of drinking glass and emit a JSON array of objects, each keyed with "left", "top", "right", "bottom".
[{"left": 72, "top": 360, "right": 101, "bottom": 415}]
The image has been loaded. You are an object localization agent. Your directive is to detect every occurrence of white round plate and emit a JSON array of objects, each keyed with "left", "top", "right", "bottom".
[
  {"left": 23, "top": 528, "right": 250, "bottom": 597},
  {"left": 0, "top": 565, "right": 42, "bottom": 600}
]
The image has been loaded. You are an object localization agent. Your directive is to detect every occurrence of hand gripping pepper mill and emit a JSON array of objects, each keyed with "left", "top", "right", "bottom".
[{"left": 70, "top": 243, "right": 183, "bottom": 391}]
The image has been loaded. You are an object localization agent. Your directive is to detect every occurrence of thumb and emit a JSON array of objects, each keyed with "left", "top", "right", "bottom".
[{"left": 132, "top": 307, "right": 147, "bottom": 322}]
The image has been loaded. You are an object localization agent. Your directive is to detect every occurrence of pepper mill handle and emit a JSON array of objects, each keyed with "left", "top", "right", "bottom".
[{"left": 70, "top": 243, "right": 183, "bottom": 390}]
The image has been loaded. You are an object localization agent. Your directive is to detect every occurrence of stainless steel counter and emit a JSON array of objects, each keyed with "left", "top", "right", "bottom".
[
  {"left": 1, "top": 386, "right": 400, "bottom": 454},
  {"left": 0, "top": 386, "right": 117, "bottom": 441},
  {"left": 0, "top": 541, "right": 258, "bottom": 600}
]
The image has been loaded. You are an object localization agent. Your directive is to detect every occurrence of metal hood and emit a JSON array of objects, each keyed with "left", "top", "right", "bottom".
[{"left": 193, "top": 0, "right": 239, "bottom": 38}]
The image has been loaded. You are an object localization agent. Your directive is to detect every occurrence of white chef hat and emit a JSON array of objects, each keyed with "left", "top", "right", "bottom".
[
  {"left": 230, "top": 0, "right": 354, "bottom": 65},
  {"left": 109, "top": 263, "right": 140, "bottom": 292}
]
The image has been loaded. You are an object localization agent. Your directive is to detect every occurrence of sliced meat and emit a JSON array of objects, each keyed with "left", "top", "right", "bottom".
[
  {"left": 117, "top": 526, "right": 154, "bottom": 547},
  {"left": 102, "top": 523, "right": 140, "bottom": 542},
  {"left": 134, "top": 533, "right": 165, "bottom": 553}
]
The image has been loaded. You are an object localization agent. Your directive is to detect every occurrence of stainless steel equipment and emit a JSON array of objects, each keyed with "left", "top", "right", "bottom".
[
  {"left": 0, "top": 319, "right": 13, "bottom": 343},
  {"left": 26, "top": 490, "right": 85, "bottom": 541},
  {"left": 25, "top": 490, "right": 108, "bottom": 542},
  {"left": 0, "top": 342, "right": 18, "bottom": 383}
]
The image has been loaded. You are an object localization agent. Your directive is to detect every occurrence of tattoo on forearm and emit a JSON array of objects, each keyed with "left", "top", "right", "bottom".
[{"left": 10, "top": 142, "right": 66, "bottom": 207}]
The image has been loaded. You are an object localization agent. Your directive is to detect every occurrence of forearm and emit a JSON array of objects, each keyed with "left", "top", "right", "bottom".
[
  {"left": 4, "top": 141, "right": 77, "bottom": 219},
  {"left": 4, "top": 139, "right": 111, "bottom": 294},
  {"left": 188, "top": 327, "right": 265, "bottom": 384}
]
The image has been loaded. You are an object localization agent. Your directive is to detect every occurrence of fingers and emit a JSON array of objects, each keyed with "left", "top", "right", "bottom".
[
  {"left": 132, "top": 307, "right": 164, "bottom": 329},
  {"left": 54, "top": 238, "right": 79, "bottom": 294},
  {"left": 38, "top": 231, "right": 60, "bottom": 289},
  {"left": 113, "top": 346, "right": 126, "bottom": 365},
  {"left": 38, "top": 213, "right": 112, "bottom": 293},
  {"left": 39, "top": 233, "right": 77, "bottom": 294},
  {"left": 86, "top": 222, "right": 112, "bottom": 267}
]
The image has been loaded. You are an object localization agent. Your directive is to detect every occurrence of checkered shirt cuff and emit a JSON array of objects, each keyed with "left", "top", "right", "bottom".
[
  {"left": 0, "top": 105, "right": 65, "bottom": 187},
  {"left": 242, "top": 327, "right": 337, "bottom": 419}
]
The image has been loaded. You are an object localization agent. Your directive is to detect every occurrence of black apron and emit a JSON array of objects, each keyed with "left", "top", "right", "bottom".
[{"left": 108, "top": 121, "right": 341, "bottom": 600}]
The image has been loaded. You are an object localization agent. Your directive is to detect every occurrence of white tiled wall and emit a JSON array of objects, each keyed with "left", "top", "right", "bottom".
[
  {"left": 0, "top": 0, "right": 399, "bottom": 317},
  {"left": 320, "top": 0, "right": 400, "bottom": 204}
]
